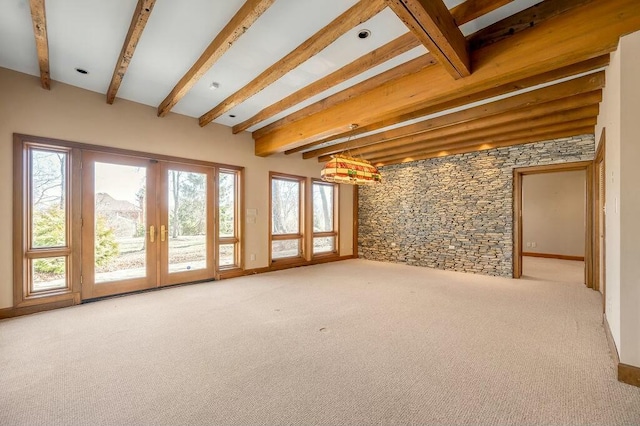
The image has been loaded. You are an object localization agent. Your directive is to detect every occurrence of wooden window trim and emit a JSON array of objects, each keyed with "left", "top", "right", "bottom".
[
  {"left": 269, "top": 172, "right": 306, "bottom": 263},
  {"left": 311, "top": 179, "right": 339, "bottom": 258},
  {"left": 14, "top": 136, "right": 82, "bottom": 307},
  {"left": 14, "top": 133, "right": 244, "bottom": 172},
  {"left": 217, "top": 168, "right": 243, "bottom": 272}
]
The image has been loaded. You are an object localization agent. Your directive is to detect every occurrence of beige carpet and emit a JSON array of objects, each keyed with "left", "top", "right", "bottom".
[
  {"left": 1, "top": 259, "right": 639, "bottom": 425},
  {"left": 523, "top": 256, "right": 585, "bottom": 284}
]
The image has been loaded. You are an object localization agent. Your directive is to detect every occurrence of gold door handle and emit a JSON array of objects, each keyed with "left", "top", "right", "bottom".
[
  {"left": 149, "top": 225, "right": 155, "bottom": 243},
  {"left": 161, "top": 225, "right": 167, "bottom": 242}
]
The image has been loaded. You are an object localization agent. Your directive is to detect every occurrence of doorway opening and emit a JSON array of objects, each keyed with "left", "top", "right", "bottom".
[{"left": 513, "top": 161, "right": 594, "bottom": 287}]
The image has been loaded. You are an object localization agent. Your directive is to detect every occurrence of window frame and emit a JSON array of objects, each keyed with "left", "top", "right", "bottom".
[
  {"left": 311, "top": 179, "right": 339, "bottom": 257},
  {"left": 217, "top": 168, "right": 242, "bottom": 270},
  {"left": 14, "top": 137, "right": 82, "bottom": 307},
  {"left": 269, "top": 172, "right": 306, "bottom": 263}
]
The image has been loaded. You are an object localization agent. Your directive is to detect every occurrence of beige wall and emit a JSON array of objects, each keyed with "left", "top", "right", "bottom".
[
  {"left": 595, "top": 29, "right": 640, "bottom": 368},
  {"left": 522, "top": 171, "right": 585, "bottom": 257},
  {"left": 0, "top": 67, "right": 354, "bottom": 309}
]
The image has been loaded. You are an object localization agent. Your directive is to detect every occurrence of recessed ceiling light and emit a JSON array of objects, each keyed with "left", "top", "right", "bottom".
[
  {"left": 75, "top": 68, "right": 88, "bottom": 75},
  {"left": 357, "top": 29, "right": 371, "bottom": 39},
  {"left": 210, "top": 82, "right": 220, "bottom": 90}
]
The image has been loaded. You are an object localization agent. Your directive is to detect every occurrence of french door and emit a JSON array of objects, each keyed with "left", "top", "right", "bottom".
[{"left": 81, "top": 152, "right": 215, "bottom": 299}]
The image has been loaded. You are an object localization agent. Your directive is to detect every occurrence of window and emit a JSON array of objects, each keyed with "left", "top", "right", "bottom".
[
  {"left": 270, "top": 173, "right": 305, "bottom": 261},
  {"left": 14, "top": 140, "right": 81, "bottom": 305},
  {"left": 218, "top": 169, "right": 240, "bottom": 268},
  {"left": 312, "top": 180, "right": 338, "bottom": 255}
]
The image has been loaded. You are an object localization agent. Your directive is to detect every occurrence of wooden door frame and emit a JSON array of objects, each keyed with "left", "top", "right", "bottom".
[
  {"left": 159, "top": 161, "right": 216, "bottom": 286},
  {"left": 81, "top": 151, "right": 159, "bottom": 299},
  {"left": 593, "top": 129, "right": 606, "bottom": 308},
  {"left": 513, "top": 161, "right": 594, "bottom": 287}
]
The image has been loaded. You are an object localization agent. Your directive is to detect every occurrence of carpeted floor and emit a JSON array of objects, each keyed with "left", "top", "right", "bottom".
[
  {"left": 523, "top": 256, "right": 585, "bottom": 284},
  {"left": 1, "top": 259, "right": 639, "bottom": 425}
]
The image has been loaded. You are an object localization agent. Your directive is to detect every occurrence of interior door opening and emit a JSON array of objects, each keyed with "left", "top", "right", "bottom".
[{"left": 513, "top": 161, "right": 594, "bottom": 287}]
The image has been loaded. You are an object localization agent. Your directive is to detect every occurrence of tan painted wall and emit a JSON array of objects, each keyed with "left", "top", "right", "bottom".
[
  {"left": 595, "top": 27, "right": 622, "bottom": 349},
  {"left": 595, "top": 29, "right": 640, "bottom": 367},
  {"left": 522, "top": 171, "right": 585, "bottom": 257},
  {"left": 0, "top": 67, "right": 354, "bottom": 309},
  {"left": 618, "top": 31, "right": 640, "bottom": 368}
]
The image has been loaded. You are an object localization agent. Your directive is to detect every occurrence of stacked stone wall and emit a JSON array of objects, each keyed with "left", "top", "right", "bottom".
[{"left": 358, "top": 135, "right": 595, "bottom": 277}]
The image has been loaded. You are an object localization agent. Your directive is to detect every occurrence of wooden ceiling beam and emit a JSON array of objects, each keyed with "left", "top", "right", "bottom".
[
  {"left": 107, "top": 0, "right": 156, "bottom": 105},
  {"left": 385, "top": 0, "right": 470, "bottom": 78},
  {"left": 254, "top": 54, "right": 436, "bottom": 141},
  {"left": 157, "top": 0, "right": 275, "bottom": 117},
  {"left": 373, "top": 125, "right": 595, "bottom": 166},
  {"left": 198, "top": 0, "right": 387, "bottom": 127},
  {"left": 254, "top": 0, "right": 638, "bottom": 156},
  {"left": 362, "top": 108, "right": 599, "bottom": 162},
  {"left": 29, "top": 0, "right": 50, "bottom": 90},
  {"left": 369, "top": 119, "right": 596, "bottom": 164},
  {"left": 450, "top": 0, "right": 515, "bottom": 26},
  {"left": 304, "top": 72, "right": 603, "bottom": 159},
  {"left": 315, "top": 92, "right": 601, "bottom": 161},
  {"left": 284, "top": 51, "right": 608, "bottom": 155},
  {"left": 468, "top": 0, "right": 595, "bottom": 50},
  {"left": 231, "top": 32, "right": 421, "bottom": 134}
]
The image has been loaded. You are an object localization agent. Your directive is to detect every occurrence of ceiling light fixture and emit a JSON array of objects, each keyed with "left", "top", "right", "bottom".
[
  {"left": 209, "top": 82, "right": 220, "bottom": 90},
  {"left": 320, "top": 124, "right": 381, "bottom": 186},
  {"left": 229, "top": 114, "right": 236, "bottom": 118},
  {"left": 357, "top": 29, "right": 371, "bottom": 39}
]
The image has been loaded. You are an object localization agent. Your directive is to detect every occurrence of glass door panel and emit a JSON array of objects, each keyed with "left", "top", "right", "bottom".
[
  {"left": 160, "top": 163, "right": 214, "bottom": 285},
  {"left": 82, "top": 152, "right": 158, "bottom": 299},
  {"left": 94, "top": 162, "right": 148, "bottom": 283},
  {"left": 167, "top": 169, "right": 207, "bottom": 273}
]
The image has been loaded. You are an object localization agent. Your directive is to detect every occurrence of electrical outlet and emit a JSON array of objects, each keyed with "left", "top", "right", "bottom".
[
  {"left": 531, "top": 242, "right": 537, "bottom": 248},
  {"left": 526, "top": 242, "right": 531, "bottom": 248},
  {"left": 250, "top": 254, "right": 256, "bottom": 261}
]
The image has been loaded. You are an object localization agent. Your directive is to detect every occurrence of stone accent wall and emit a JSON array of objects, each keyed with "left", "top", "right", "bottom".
[{"left": 358, "top": 135, "right": 595, "bottom": 277}]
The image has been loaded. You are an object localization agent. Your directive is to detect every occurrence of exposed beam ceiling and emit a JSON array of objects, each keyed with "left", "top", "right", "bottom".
[
  {"left": 157, "top": 0, "right": 275, "bottom": 117},
  {"left": 277, "top": 0, "right": 611, "bottom": 153},
  {"left": 371, "top": 124, "right": 596, "bottom": 165},
  {"left": 106, "top": 0, "right": 156, "bottom": 105},
  {"left": 285, "top": 55, "right": 609, "bottom": 155},
  {"left": 231, "top": 32, "right": 421, "bottom": 134},
  {"left": 321, "top": 94, "right": 601, "bottom": 162},
  {"left": 28, "top": 0, "right": 50, "bottom": 90},
  {"left": 254, "top": 54, "right": 437, "bottom": 141},
  {"left": 254, "top": 0, "right": 640, "bottom": 156},
  {"left": 385, "top": 0, "right": 470, "bottom": 79},
  {"left": 364, "top": 110, "right": 599, "bottom": 163},
  {"left": 198, "top": 0, "right": 388, "bottom": 127},
  {"left": 306, "top": 72, "right": 604, "bottom": 160},
  {"left": 7, "top": 0, "right": 639, "bottom": 165}
]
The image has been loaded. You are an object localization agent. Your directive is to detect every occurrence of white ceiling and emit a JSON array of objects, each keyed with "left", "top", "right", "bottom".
[{"left": 0, "top": 0, "right": 542, "bottom": 131}]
